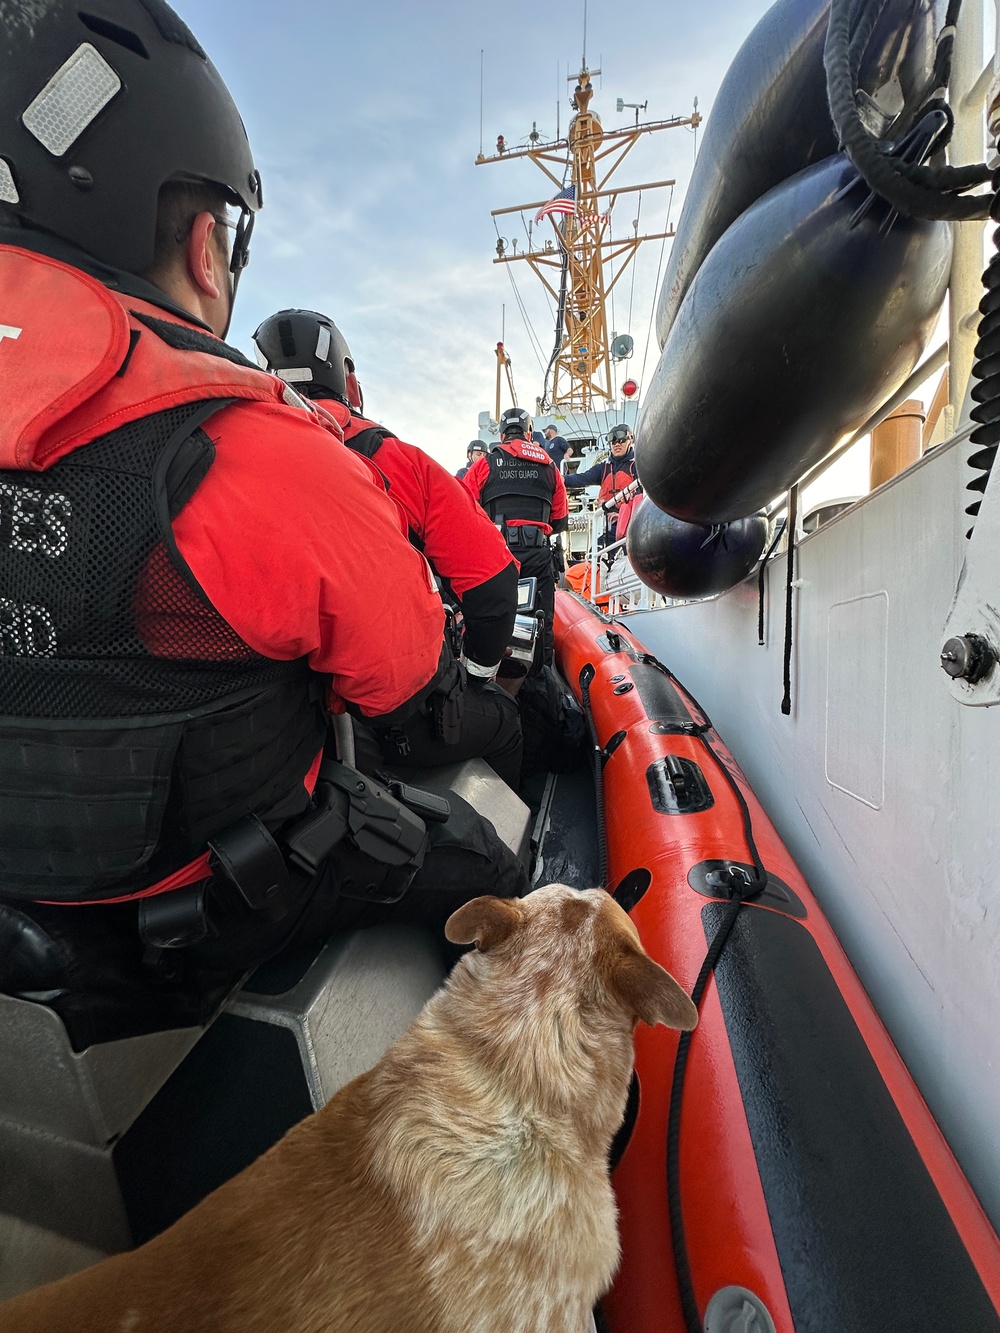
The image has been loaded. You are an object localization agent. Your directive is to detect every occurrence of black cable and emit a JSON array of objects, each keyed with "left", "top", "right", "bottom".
[
  {"left": 757, "top": 520, "right": 786, "bottom": 646},
  {"left": 930, "top": 0, "right": 964, "bottom": 99},
  {"left": 579, "top": 664, "right": 608, "bottom": 887},
  {"left": 666, "top": 895, "right": 743, "bottom": 1333},
  {"left": 781, "top": 486, "right": 798, "bottom": 716},
  {"left": 848, "top": 0, "right": 891, "bottom": 83},
  {"left": 825, "top": 0, "right": 991, "bottom": 220},
  {"left": 634, "top": 651, "right": 767, "bottom": 1332},
  {"left": 542, "top": 246, "right": 571, "bottom": 411}
]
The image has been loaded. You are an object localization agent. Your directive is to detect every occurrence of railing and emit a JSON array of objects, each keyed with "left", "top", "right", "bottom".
[{"left": 565, "top": 498, "right": 670, "bottom": 616}]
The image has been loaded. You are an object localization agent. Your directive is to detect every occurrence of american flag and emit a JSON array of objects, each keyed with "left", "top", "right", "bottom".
[
  {"left": 535, "top": 183, "right": 609, "bottom": 228},
  {"left": 535, "top": 185, "right": 577, "bottom": 224}
]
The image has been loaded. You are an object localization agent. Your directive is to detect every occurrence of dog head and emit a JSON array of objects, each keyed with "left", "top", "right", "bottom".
[{"left": 446, "top": 884, "right": 697, "bottom": 1034}]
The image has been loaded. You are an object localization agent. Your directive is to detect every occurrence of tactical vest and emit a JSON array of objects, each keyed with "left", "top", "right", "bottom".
[
  {"left": 341, "top": 413, "right": 392, "bottom": 460},
  {"left": 480, "top": 444, "right": 555, "bottom": 525},
  {"left": 0, "top": 400, "right": 327, "bottom": 902}
]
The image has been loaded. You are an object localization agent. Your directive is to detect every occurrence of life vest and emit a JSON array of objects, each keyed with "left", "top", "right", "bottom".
[
  {"left": 0, "top": 243, "right": 338, "bottom": 472},
  {"left": 597, "top": 455, "right": 639, "bottom": 507},
  {"left": 480, "top": 438, "right": 556, "bottom": 526},
  {"left": 564, "top": 559, "right": 611, "bottom": 609},
  {"left": 0, "top": 246, "right": 329, "bottom": 902}
]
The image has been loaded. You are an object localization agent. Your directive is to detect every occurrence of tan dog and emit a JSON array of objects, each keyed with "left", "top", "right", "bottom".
[{"left": 0, "top": 884, "right": 696, "bottom": 1333}]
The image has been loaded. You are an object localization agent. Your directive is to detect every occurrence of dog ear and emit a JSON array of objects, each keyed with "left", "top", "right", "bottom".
[
  {"left": 613, "top": 947, "right": 699, "bottom": 1031},
  {"left": 445, "top": 896, "right": 524, "bottom": 951}
]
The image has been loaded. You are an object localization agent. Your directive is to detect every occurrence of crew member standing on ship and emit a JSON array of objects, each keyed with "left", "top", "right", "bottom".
[
  {"left": 541, "top": 424, "right": 574, "bottom": 469},
  {"left": 252, "top": 309, "right": 523, "bottom": 789},
  {"left": 462, "top": 408, "right": 569, "bottom": 667},
  {"left": 0, "top": 0, "right": 525, "bottom": 1035},
  {"left": 565, "top": 423, "right": 641, "bottom": 543}
]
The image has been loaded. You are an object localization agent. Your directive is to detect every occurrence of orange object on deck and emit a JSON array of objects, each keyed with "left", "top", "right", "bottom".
[
  {"left": 564, "top": 559, "right": 609, "bottom": 608},
  {"left": 869, "top": 397, "right": 926, "bottom": 490},
  {"left": 553, "top": 590, "right": 1000, "bottom": 1333}
]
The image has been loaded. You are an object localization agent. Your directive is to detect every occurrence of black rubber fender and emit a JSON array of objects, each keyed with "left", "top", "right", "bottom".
[
  {"left": 625, "top": 499, "right": 769, "bottom": 598},
  {"left": 638, "top": 151, "right": 952, "bottom": 524},
  {"left": 655, "top": 0, "right": 942, "bottom": 347}
]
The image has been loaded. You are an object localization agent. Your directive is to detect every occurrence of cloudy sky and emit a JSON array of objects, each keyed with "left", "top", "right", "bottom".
[{"left": 170, "top": 0, "right": 774, "bottom": 472}]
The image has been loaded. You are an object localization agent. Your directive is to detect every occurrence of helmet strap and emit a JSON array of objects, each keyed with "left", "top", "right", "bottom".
[{"left": 220, "top": 207, "right": 254, "bottom": 338}]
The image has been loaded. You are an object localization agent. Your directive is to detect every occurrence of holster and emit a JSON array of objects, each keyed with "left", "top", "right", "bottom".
[
  {"left": 284, "top": 759, "right": 435, "bottom": 904},
  {"left": 139, "top": 812, "right": 292, "bottom": 951},
  {"left": 138, "top": 761, "right": 447, "bottom": 952},
  {"left": 427, "top": 657, "right": 466, "bottom": 746}
]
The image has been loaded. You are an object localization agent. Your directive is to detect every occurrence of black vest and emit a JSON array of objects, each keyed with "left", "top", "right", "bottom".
[
  {"left": 0, "top": 401, "right": 327, "bottom": 902},
  {"left": 480, "top": 443, "right": 555, "bottom": 525}
]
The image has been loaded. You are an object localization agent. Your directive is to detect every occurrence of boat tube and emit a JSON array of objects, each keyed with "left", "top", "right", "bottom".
[
  {"left": 554, "top": 591, "right": 1000, "bottom": 1333},
  {"left": 638, "top": 142, "right": 952, "bottom": 524},
  {"left": 625, "top": 499, "right": 769, "bottom": 599},
  {"left": 655, "top": 0, "right": 942, "bottom": 347}
]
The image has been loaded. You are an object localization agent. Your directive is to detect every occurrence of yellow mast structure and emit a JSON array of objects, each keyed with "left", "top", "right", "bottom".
[{"left": 477, "top": 65, "right": 700, "bottom": 414}]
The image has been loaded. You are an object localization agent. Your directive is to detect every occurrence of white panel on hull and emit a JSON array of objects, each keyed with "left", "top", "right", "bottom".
[
  {"left": 627, "top": 432, "right": 1000, "bottom": 1234},
  {"left": 826, "top": 592, "right": 888, "bottom": 809}
]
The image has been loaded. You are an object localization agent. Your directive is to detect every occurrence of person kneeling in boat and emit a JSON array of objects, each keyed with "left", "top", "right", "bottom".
[
  {"left": 565, "top": 423, "right": 642, "bottom": 546},
  {"left": 252, "top": 309, "right": 523, "bottom": 791},
  {"left": 0, "top": 0, "right": 525, "bottom": 1044},
  {"left": 462, "top": 407, "right": 569, "bottom": 669}
]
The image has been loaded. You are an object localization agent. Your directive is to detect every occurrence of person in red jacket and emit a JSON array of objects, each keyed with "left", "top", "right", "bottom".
[
  {"left": 462, "top": 408, "right": 569, "bottom": 667},
  {"left": 0, "top": 0, "right": 524, "bottom": 1042},
  {"left": 251, "top": 309, "right": 523, "bottom": 789}
]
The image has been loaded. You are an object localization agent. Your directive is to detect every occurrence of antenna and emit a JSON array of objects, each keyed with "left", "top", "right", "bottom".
[
  {"left": 479, "top": 50, "right": 484, "bottom": 158},
  {"left": 477, "top": 51, "right": 697, "bottom": 413},
  {"left": 582, "top": 0, "right": 588, "bottom": 70},
  {"left": 616, "top": 96, "right": 648, "bottom": 127}
]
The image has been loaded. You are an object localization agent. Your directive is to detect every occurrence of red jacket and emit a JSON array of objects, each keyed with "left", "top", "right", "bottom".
[
  {"left": 0, "top": 243, "right": 449, "bottom": 902},
  {"left": 326, "top": 402, "right": 519, "bottom": 668},
  {"left": 0, "top": 244, "right": 444, "bottom": 719},
  {"left": 462, "top": 437, "right": 569, "bottom": 534}
]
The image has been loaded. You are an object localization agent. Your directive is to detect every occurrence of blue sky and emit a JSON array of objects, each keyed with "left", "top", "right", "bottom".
[{"left": 173, "top": 0, "right": 773, "bottom": 469}]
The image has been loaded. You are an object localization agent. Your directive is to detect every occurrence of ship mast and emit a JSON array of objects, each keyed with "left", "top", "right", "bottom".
[{"left": 477, "top": 66, "right": 700, "bottom": 414}]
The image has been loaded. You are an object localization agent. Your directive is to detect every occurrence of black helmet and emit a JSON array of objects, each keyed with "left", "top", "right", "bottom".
[
  {"left": 608, "top": 424, "right": 632, "bottom": 444},
  {"left": 500, "top": 406, "right": 533, "bottom": 439},
  {"left": 0, "top": 0, "right": 262, "bottom": 276},
  {"left": 252, "top": 309, "right": 356, "bottom": 406},
  {"left": 467, "top": 439, "right": 486, "bottom": 456}
]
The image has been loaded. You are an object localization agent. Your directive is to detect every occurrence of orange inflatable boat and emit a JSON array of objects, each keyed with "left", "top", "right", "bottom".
[{"left": 554, "top": 590, "right": 1000, "bottom": 1333}]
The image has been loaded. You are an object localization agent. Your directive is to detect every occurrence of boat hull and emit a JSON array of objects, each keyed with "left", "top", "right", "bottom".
[{"left": 553, "top": 590, "right": 1000, "bottom": 1332}]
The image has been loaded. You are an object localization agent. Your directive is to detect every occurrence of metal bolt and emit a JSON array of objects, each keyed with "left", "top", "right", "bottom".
[{"left": 940, "top": 633, "right": 997, "bottom": 683}]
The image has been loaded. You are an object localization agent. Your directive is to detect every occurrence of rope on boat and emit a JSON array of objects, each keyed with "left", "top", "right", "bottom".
[
  {"left": 824, "top": 0, "right": 991, "bottom": 220},
  {"left": 781, "top": 484, "right": 798, "bottom": 717},
  {"left": 756, "top": 518, "right": 787, "bottom": 646},
  {"left": 578, "top": 663, "right": 609, "bottom": 887},
  {"left": 966, "top": 160, "right": 1000, "bottom": 535},
  {"left": 633, "top": 652, "right": 769, "bottom": 1333}
]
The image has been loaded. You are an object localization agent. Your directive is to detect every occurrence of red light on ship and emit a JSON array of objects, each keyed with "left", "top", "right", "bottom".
[{"left": 622, "top": 379, "right": 638, "bottom": 398}]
